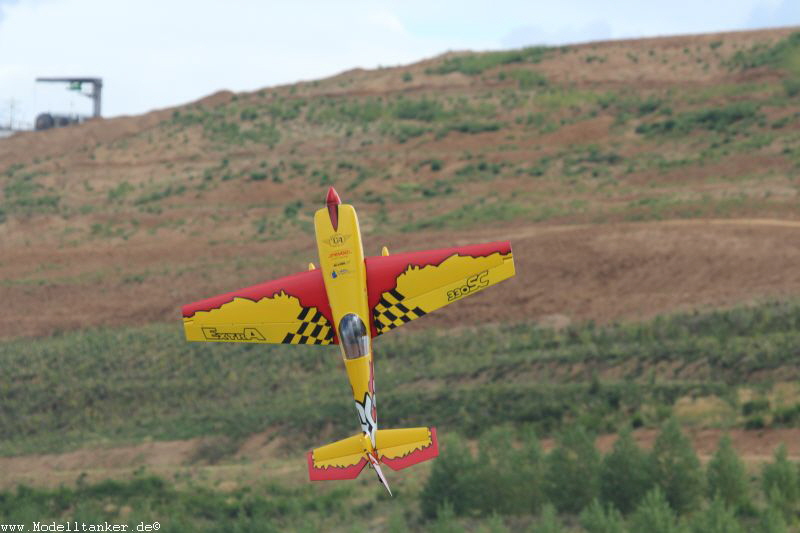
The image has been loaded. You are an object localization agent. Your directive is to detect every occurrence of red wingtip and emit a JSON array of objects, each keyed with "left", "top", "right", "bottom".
[{"left": 326, "top": 186, "right": 341, "bottom": 206}]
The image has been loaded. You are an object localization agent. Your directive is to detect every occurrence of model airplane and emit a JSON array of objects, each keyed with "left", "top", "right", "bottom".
[{"left": 181, "top": 187, "right": 515, "bottom": 494}]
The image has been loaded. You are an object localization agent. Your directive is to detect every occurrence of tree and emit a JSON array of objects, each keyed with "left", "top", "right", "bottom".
[
  {"left": 600, "top": 427, "right": 654, "bottom": 514},
  {"left": 706, "top": 434, "right": 750, "bottom": 511},
  {"left": 761, "top": 444, "right": 799, "bottom": 519},
  {"left": 629, "top": 488, "right": 687, "bottom": 533},
  {"left": 420, "top": 434, "right": 479, "bottom": 519},
  {"left": 759, "top": 501, "right": 788, "bottom": 533},
  {"left": 649, "top": 419, "right": 704, "bottom": 514},
  {"left": 544, "top": 425, "right": 601, "bottom": 514},
  {"left": 688, "top": 498, "right": 745, "bottom": 533},
  {"left": 532, "top": 503, "right": 563, "bottom": 533},
  {"left": 473, "top": 425, "right": 543, "bottom": 515},
  {"left": 579, "top": 499, "right": 627, "bottom": 533}
]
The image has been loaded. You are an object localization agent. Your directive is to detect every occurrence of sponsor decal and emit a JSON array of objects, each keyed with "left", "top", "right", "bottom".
[
  {"left": 322, "top": 233, "right": 351, "bottom": 248},
  {"left": 331, "top": 268, "right": 351, "bottom": 279},
  {"left": 446, "top": 270, "right": 489, "bottom": 301},
  {"left": 328, "top": 249, "right": 351, "bottom": 258},
  {"left": 202, "top": 327, "right": 266, "bottom": 341}
]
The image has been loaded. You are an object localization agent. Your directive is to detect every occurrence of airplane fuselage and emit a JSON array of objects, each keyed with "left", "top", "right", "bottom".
[{"left": 313, "top": 192, "right": 378, "bottom": 448}]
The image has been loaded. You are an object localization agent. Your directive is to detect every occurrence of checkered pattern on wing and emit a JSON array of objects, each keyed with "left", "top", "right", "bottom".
[
  {"left": 281, "top": 307, "right": 335, "bottom": 345},
  {"left": 373, "top": 288, "right": 427, "bottom": 334}
]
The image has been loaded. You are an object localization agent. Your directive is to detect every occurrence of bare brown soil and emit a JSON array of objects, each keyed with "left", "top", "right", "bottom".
[{"left": 5, "top": 217, "right": 800, "bottom": 339}]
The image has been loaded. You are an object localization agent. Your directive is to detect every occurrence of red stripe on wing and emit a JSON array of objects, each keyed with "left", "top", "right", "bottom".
[
  {"left": 182, "top": 269, "right": 334, "bottom": 328},
  {"left": 307, "top": 451, "right": 368, "bottom": 481},
  {"left": 380, "top": 427, "right": 439, "bottom": 471}
]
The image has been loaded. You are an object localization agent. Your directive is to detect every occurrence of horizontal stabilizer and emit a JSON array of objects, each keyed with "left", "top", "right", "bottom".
[
  {"left": 378, "top": 427, "right": 439, "bottom": 471},
  {"left": 308, "top": 433, "right": 368, "bottom": 481},
  {"left": 308, "top": 427, "right": 438, "bottom": 481}
]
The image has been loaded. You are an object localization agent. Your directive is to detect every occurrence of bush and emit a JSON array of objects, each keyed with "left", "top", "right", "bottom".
[
  {"left": 544, "top": 426, "right": 600, "bottom": 514},
  {"left": 393, "top": 98, "right": 444, "bottom": 122},
  {"left": 726, "top": 31, "right": 800, "bottom": 70},
  {"left": 706, "top": 435, "right": 750, "bottom": 511},
  {"left": 600, "top": 428, "right": 654, "bottom": 514},
  {"left": 649, "top": 419, "right": 704, "bottom": 514},
  {"left": 635, "top": 102, "right": 761, "bottom": 136}
]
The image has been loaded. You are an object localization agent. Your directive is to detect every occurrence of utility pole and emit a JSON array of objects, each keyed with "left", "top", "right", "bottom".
[{"left": 6, "top": 99, "right": 17, "bottom": 129}]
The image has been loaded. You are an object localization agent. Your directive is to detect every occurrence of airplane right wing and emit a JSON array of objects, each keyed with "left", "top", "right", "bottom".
[{"left": 365, "top": 241, "right": 514, "bottom": 337}]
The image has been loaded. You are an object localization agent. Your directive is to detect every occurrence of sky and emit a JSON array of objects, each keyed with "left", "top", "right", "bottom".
[{"left": 0, "top": 0, "right": 798, "bottom": 128}]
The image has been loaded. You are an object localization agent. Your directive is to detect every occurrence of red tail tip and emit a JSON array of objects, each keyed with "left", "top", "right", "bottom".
[{"left": 326, "top": 186, "right": 341, "bottom": 206}]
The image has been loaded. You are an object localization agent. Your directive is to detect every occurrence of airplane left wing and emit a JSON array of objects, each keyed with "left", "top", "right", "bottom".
[
  {"left": 365, "top": 241, "right": 514, "bottom": 336},
  {"left": 182, "top": 269, "right": 337, "bottom": 345}
]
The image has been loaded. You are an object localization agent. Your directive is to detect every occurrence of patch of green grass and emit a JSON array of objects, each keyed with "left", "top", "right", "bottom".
[
  {"left": 426, "top": 46, "right": 553, "bottom": 75},
  {"left": 726, "top": 31, "right": 800, "bottom": 70},
  {"left": 134, "top": 184, "right": 186, "bottom": 205},
  {"left": 635, "top": 102, "right": 762, "bottom": 136},
  {"left": 509, "top": 69, "right": 548, "bottom": 89}
]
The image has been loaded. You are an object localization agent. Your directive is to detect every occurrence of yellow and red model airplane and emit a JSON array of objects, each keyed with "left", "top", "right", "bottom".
[{"left": 181, "top": 187, "right": 515, "bottom": 494}]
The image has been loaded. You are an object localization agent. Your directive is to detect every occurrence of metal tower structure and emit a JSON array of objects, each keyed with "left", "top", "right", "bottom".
[{"left": 36, "top": 77, "right": 103, "bottom": 117}]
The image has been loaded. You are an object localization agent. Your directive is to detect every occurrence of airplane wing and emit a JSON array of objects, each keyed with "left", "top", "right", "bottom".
[
  {"left": 365, "top": 241, "right": 514, "bottom": 336},
  {"left": 182, "top": 269, "right": 336, "bottom": 345}
]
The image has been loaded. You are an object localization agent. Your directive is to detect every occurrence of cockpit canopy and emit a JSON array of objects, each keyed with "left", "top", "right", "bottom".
[{"left": 339, "top": 313, "right": 369, "bottom": 359}]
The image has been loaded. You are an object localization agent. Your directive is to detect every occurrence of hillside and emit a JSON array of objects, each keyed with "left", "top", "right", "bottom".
[
  {"left": 2, "top": 26, "right": 800, "bottom": 532},
  {"left": 2, "top": 27, "right": 800, "bottom": 339}
]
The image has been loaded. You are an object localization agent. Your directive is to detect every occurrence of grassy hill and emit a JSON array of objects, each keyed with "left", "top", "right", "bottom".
[{"left": 1, "top": 26, "right": 800, "bottom": 532}]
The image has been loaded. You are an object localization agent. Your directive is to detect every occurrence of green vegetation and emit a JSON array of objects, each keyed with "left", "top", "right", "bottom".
[
  {"left": 3, "top": 300, "right": 800, "bottom": 456},
  {"left": 421, "top": 421, "right": 797, "bottom": 530},
  {"left": 726, "top": 32, "right": 800, "bottom": 70},
  {"left": 426, "top": 46, "right": 553, "bottom": 75},
  {"left": 0, "top": 421, "right": 772, "bottom": 531},
  {"left": 635, "top": 102, "right": 761, "bottom": 136}
]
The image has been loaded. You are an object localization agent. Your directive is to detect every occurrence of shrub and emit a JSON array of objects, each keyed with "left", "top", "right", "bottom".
[
  {"left": 706, "top": 435, "right": 750, "bottom": 511},
  {"left": 393, "top": 98, "right": 443, "bottom": 122},
  {"left": 544, "top": 426, "right": 600, "bottom": 514},
  {"left": 649, "top": 419, "right": 704, "bottom": 514},
  {"left": 600, "top": 428, "right": 654, "bottom": 514},
  {"left": 726, "top": 32, "right": 800, "bottom": 70},
  {"left": 510, "top": 69, "right": 548, "bottom": 89},
  {"left": 635, "top": 102, "right": 761, "bottom": 136}
]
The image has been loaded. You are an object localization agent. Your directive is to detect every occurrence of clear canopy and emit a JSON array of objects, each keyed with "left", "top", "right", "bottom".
[{"left": 339, "top": 313, "right": 369, "bottom": 359}]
